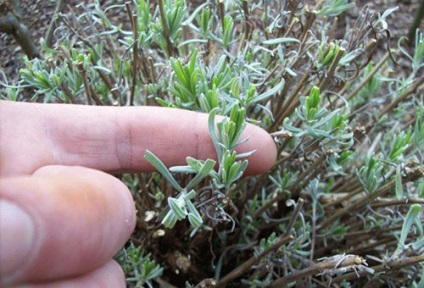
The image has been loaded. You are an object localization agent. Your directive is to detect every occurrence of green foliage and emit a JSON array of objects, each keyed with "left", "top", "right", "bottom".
[
  {"left": 152, "top": 0, "right": 186, "bottom": 56},
  {"left": 318, "top": 0, "right": 356, "bottom": 17},
  {"left": 115, "top": 243, "right": 163, "bottom": 287},
  {"left": 356, "top": 154, "right": 387, "bottom": 194},
  {"left": 2, "top": 0, "right": 423, "bottom": 287},
  {"left": 167, "top": 50, "right": 202, "bottom": 109},
  {"left": 393, "top": 204, "right": 424, "bottom": 257},
  {"left": 144, "top": 150, "right": 213, "bottom": 228},
  {"left": 317, "top": 41, "right": 344, "bottom": 68}
]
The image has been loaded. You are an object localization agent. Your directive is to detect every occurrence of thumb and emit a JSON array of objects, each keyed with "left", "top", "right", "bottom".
[{"left": 0, "top": 166, "right": 135, "bottom": 285}]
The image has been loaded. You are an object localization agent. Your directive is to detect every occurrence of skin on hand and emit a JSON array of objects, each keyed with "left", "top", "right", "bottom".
[
  {"left": 0, "top": 166, "right": 135, "bottom": 287},
  {"left": 0, "top": 100, "right": 277, "bottom": 286}
]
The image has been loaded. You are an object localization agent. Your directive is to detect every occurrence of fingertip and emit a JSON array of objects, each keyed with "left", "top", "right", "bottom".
[
  {"left": 241, "top": 124, "right": 277, "bottom": 175},
  {"left": 34, "top": 165, "right": 137, "bottom": 240},
  {"left": 34, "top": 165, "right": 136, "bottom": 228},
  {"left": 0, "top": 166, "right": 136, "bottom": 285},
  {"left": 0, "top": 199, "right": 35, "bottom": 284},
  {"left": 16, "top": 260, "right": 126, "bottom": 288}
]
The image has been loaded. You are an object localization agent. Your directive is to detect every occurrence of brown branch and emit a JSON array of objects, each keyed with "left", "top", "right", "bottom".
[
  {"left": 89, "top": 85, "right": 104, "bottom": 106},
  {"left": 270, "top": 71, "right": 311, "bottom": 132},
  {"left": 332, "top": 254, "right": 424, "bottom": 283},
  {"left": 216, "top": 235, "right": 294, "bottom": 287},
  {"left": 60, "top": 82, "right": 76, "bottom": 104},
  {"left": 0, "top": 0, "right": 39, "bottom": 58},
  {"left": 126, "top": 2, "right": 138, "bottom": 106},
  {"left": 320, "top": 166, "right": 424, "bottom": 229},
  {"left": 371, "top": 198, "right": 424, "bottom": 208},
  {"left": 77, "top": 62, "right": 92, "bottom": 105},
  {"left": 284, "top": 198, "right": 304, "bottom": 237},
  {"left": 270, "top": 254, "right": 371, "bottom": 287},
  {"left": 158, "top": 0, "right": 173, "bottom": 57},
  {"left": 318, "top": 47, "right": 346, "bottom": 92},
  {"left": 217, "top": 0, "right": 225, "bottom": 33}
]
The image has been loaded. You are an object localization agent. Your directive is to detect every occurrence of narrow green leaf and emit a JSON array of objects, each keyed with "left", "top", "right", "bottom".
[
  {"left": 183, "top": 190, "right": 196, "bottom": 200},
  {"left": 395, "top": 165, "right": 404, "bottom": 199},
  {"left": 262, "top": 37, "right": 301, "bottom": 45},
  {"left": 168, "top": 197, "right": 187, "bottom": 220},
  {"left": 208, "top": 108, "right": 222, "bottom": 161},
  {"left": 178, "top": 38, "right": 208, "bottom": 48},
  {"left": 169, "top": 165, "right": 198, "bottom": 173},
  {"left": 144, "top": 150, "right": 183, "bottom": 191},
  {"left": 252, "top": 79, "right": 285, "bottom": 104},
  {"left": 186, "top": 157, "right": 204, "bottom": 170},
  {"left": 186, "top": 159, "right": 216, "bottom": 190},
  {"left": 188, "top": 213, "right": 203, "bottom": 227},
  {"left": 161, "top": 210, "right": 178, "bottom": 228},
  {"left": 399, "top": 204, "right": 422, "bottom": 248},
  {"left": 412, "top": 237, "right": 424, "bottom": 250},
  {"left": 182, "top": 1, "right": 209, "bottom": 24},
  {"left": 339, "top": 49, "right": 364, "bottom": 65},
  {"left": 186, "top": 200, "right": 203, "bottom": 227}
]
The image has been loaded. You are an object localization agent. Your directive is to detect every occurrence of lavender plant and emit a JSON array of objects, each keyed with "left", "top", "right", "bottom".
[{"left": 2, "top": 0, "right": 423, "bottom": 287}]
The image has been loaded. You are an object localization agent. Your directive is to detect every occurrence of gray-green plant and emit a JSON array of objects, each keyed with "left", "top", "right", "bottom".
[
  {"left": 114, "top": 243, "right": 163, "bottom": 288},
  {"left": 2, "top": 0, "right": 423, "bottom": 287}
]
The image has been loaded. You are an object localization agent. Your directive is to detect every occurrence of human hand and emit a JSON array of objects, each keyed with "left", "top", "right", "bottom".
[{"left": 0, "top": 100, "right": 276, "bottom": 287}]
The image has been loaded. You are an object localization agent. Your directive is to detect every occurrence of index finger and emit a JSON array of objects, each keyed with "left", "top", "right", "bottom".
[{"left": 0, "top": 101, "right": 277, "bottom": 176}]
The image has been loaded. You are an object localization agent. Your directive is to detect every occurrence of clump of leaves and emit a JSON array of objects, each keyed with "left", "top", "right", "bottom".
[
  {"left": 115, "top": 243, "right": 163, "bottom": 287},
  {"left": 2, "top": 0, "right": 423, "bottom": 287}
]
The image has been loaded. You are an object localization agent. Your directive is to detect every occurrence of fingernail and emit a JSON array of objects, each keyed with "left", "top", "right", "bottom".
[{"left": 0, "top": 200, "right": 35, "bottom": 281}]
